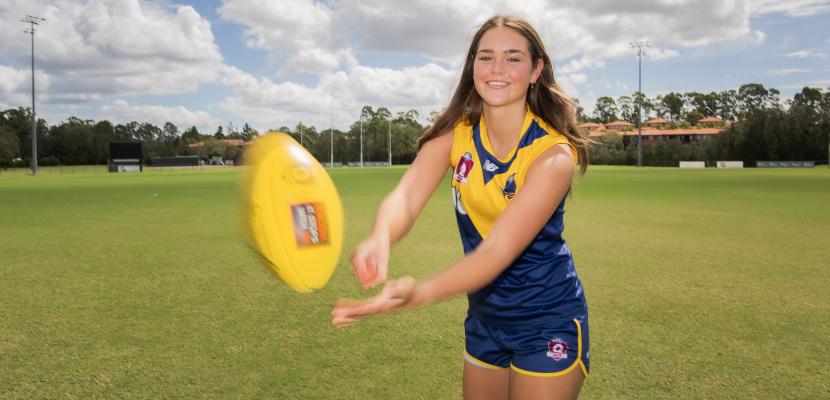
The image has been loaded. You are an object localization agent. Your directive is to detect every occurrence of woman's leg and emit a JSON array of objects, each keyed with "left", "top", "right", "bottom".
[
  {"left": 508, "top": 365, "right": 585, "bottom": 400},
  {"left": 463, "top": 360, "right": 510, "bottom": 400}
]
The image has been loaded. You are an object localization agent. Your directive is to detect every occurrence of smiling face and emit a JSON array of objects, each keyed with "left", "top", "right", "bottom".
[{"left": 473, "top": 26, "right": 543, "bottom": 110}]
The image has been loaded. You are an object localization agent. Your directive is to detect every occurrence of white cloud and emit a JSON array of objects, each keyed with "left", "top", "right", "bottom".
[
  {"left": 0, "top": 65, "right": 50, "bottom": 106},
  {"left": 219, "top": 64, "right": 456, "bottom": 130},
  {"left": 779, "top": 79, "right": 830, "bottom": 89},
  {"left": 99, "top": 100, "right": 221, "bottom": 133},
  {"left": 786, "top": 50, "right": 829, "bottom": 58},
  {"left": 218, "top": 0, "right": 349, "bottom": 74},
  {"left": 218, "top": 0, "right": 767, "bottom": 78},
  {"left": 767, "top": 68, "right": 813, "bottom": 75},
  {"left": 0, "top": 0, "right": 223, "bottom": 102},
  {"left": 750, "top": 0, "right": 830, "bottom": 17}
]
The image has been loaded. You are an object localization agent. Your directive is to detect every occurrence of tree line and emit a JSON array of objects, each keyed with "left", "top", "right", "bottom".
[
  {"left": 587, "top": 85, "right": 830, "bottom": 166},
  {"left": 0, "top": 105, "right": 428, "bottom": 168},
  {"left": 0, "top": 83, "right": 827, "bottom": 168},
  {"left": 582, "top": 83, "right": 785, "bottom": 127}
]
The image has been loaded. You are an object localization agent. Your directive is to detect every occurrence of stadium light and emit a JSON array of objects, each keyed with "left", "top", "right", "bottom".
[
  {"left": 22, "top": 15, "right": 45, "bottom": 175},
  {"left": 631, "top": 40, "right": 649, "bottom": 168}
]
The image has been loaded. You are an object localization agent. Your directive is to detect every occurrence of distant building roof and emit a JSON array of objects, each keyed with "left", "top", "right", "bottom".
[
  {"left": 606, "top": 120, "right": 634, "bottom": 127},
  {"left": 588, "top": 130, "right": 622, "bottom": 138},
  {"left": 645, "top": 118, "right": 669, "bottom": 125},
  {"left": 698, "top": 117, "right": 722, "bottom": 123},
  {"left": 622, "top": 128, "right": 722, "bottom": 136}
]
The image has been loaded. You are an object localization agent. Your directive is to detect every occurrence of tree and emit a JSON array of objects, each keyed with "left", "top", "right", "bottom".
[
  {"left": 574, "top": 99, "right": 588, "bottom": 122},
  {"left": 375, "top": 107, "right": 392, "bottom": 121},
  {"left": 180, "top": 126, "right": 200, "bottom": 144},
  {"left": 792, "top": 87, "right": 823, "bottom": 109},
  {"left": 718, "top": 90, "right": 738, "bottom": 121},
  {"left": 685, "top": 111, "right": 704, "bottom": 126},
  {"left": 633, "top": 91, "right": 653, "bottom": 121},
  {"left": 0, "top": 125, "right": 20, "bottom": 167},
  {"left": 360, "top": 106, "right": 376, "bottom": 121},
  {"left": 593, "top": 96, "right": 618, "bottom": 123},
  {"left": 617, "top": 95, "right": 635, "bottom": 124},
  {"left": 737, "top": 83, "right": 780, "bottom": 115},
  {"left": 214, "top": 125, "right": 224, "bottom": 139},
  {"left": 226, "top": 122, "right": 241, "bottom": 139},
  {"left": 134, "top": 122, "right": 162, "bottom": 142},
  {"left": 0, "top": 107, "right": 49, "bottom": 161},
  {"left": 241, "top": 123, "right": 258, "bottom": 141},
  {"left": 685, "top": 92, "right": 711, "bottom": 117},
  {"left": 658, "top": 92, "right": 685, "bottom": 122}
]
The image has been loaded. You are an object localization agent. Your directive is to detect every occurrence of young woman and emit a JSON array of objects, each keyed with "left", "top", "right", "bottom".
[{"left": 332, "top": 15, "right": 591, "bottom": 400}]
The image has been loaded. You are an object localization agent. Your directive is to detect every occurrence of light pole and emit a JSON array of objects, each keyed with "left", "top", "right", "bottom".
[
  {"left": 631, "top": 41, "right": 649, "bottom": 167},
  {"left": 22, "top": 15, "right": 45, "bottom": 175}
]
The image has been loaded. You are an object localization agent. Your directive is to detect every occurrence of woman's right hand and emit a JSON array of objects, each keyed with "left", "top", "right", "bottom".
[{"left": 350, "top": 235, "right": 390, "bottom": 289}]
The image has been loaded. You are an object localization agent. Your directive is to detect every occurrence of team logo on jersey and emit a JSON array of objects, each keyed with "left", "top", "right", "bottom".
[
  {"left": 501, "top": 173, "right": 517, "bottom": 199},
  {"left": 546, "top": 338, "right": 569, "bottom": 361},
  {"left": 454, "top": 152, "right": 474, "bottom": 183},
  {"left": 452, "top": 186, "right": 467, "bottom": 215},
  {"left": 483, "top": 159, "right": 499, "bottom": 172}
]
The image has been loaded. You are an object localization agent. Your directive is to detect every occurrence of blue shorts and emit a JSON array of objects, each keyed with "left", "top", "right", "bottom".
[{"left": 464, "top": 314, "right": 590, "bottom": 378}]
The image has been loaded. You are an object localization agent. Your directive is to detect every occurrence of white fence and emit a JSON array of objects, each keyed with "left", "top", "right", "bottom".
[
  {"left": 679, "top": 161, "right": 706, "bottom": 168},
  {"left": 756, "top": 161, "right": 815, "bottom": 168}
]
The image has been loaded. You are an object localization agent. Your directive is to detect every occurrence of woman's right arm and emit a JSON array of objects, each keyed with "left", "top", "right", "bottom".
[{"left": 352, "top": 130, "right": 454, "bottom": 288}]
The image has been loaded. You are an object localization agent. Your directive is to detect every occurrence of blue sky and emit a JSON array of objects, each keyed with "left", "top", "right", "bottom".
[{"left": 1, "top": 0, "right": 828, "bottom": 133}]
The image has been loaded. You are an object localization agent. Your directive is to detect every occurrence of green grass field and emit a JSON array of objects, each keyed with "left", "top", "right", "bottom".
[{"left": 1, "top": 166, "right": 829, "bottom": 399}]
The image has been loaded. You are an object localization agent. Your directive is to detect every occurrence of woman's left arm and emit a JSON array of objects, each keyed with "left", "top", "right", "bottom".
[{"left": 332, "top": 143, "right": 576, "bottom": 327}]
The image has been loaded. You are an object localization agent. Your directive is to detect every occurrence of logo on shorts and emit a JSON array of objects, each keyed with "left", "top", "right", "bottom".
[
  {"left": 454, "top": 152, "right": 474, "bottom": 183},
  {"left": 546, "top": 338, "right": 569, "bottom": 361}
]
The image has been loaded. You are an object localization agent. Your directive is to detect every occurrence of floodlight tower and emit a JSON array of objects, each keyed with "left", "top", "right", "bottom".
[
  {"left": 630, "top": 40, "right": 649, "bottom": 167},
  {"left": 22, "top": 15, "right": 45, "bottom": 175}
]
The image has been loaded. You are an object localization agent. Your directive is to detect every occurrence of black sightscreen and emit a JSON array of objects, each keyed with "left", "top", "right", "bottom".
[{"left": 109, "top": 142, "right": 142, "bottom": 160}]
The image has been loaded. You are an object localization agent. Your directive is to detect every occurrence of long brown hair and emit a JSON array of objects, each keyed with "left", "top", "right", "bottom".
[{"left": 418, "top": 15, "right": 589, "bottom": 174}]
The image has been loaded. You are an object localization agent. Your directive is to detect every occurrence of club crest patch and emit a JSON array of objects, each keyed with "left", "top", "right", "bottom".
[
  {"left": 546, "top": 338, "right": 569, "bottom": 361},
  {"left": 454, "top": 152, "right": 474, "bottom": 184},
  {"left": 501, "top": 173, "right": 517, "bottom": 199}
]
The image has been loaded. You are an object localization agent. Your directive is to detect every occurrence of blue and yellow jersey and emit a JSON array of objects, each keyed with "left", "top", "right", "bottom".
[{"left": 450, "top": 109, "right": 588, "bottom": 326}]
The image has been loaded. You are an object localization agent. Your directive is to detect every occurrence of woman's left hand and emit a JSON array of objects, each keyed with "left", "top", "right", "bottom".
[{"left": 331, "top": 277, "right": 416, "bottom": 328}]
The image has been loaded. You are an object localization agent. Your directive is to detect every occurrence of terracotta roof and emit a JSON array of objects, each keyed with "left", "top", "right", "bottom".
[
  {"left": 698, "top": 117, "right": 722, "bottom": 123},
  {"left": 588, "top": 130, "right": 621, "bottom": 138},
  {"left": 645, "top": 118, "right": 669, "bottom": 124},
  {"left": 607, "top": 120, "right": 634, "bottom": 126},
  {"left": 622, "top": 128, "right": 722, "bottom": 136},
  {"left": 578, "top": 122, "right": 602, "bottom": 128}
]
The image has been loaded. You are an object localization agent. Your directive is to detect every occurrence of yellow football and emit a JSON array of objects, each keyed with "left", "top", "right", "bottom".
[{"left": 243, "top": 132, "right": 343, "bottom": 293}]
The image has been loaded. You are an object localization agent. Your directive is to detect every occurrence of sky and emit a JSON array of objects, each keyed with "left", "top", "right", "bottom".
[{"left": 0, "top": 0, "right": 828, "bottom": 134}]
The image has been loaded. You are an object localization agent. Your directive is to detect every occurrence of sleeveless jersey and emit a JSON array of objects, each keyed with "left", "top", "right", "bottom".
[{"left": 450, "top": 109, "right": 588, "bottom": 327}]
